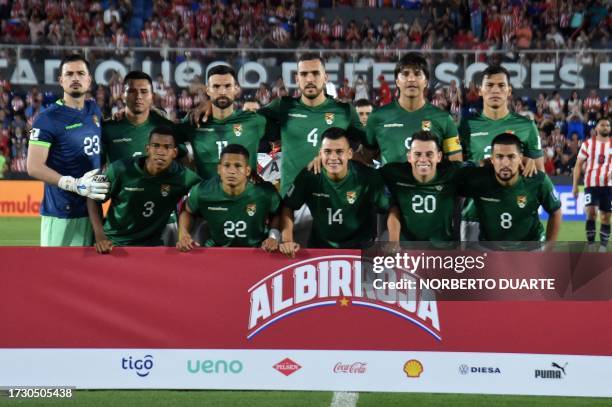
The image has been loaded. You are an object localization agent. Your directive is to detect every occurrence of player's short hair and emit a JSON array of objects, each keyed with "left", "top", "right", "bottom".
[
  {"left": 123, "top": 71, "right": 153, "bottom": 89},
  {"left": 394, "top": 52, "right": 429, "bottom": 80},
  {"left": 59, "top": 54, "right": 91, "bottom": 75},
  {"left": 149, "top": 125, "right": 177, "bottom": 145},
  {"left": 207, "top": 65, "right": 237, "bottom": 82},
  {"left": 480, "top": 65, "right": 511, "bottom": 85},
  {"left": 596, "top": 116, "right": 610, "bottom": 126},
  {"left": 321, "top": 127, "right": 351, "bottom": 145},
  {"left": 491, "top": 132, "right": 522, "bottom": 153},
  {"left": 297, "top": 52, "right": 325, "bottom": 66},
  {"left": 354, "top": 99, "right": 373, "bottom": 108},
  {"left": 411, "top": 130, "right": 441, "bottom": 150},
  {"left": 220, "top": 144, "right": 250, "bottom": 161}
]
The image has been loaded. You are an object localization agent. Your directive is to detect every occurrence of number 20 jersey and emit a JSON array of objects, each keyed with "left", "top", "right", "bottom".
[{"left": 29, "top": 99, "right": 102, "bottom": 218}]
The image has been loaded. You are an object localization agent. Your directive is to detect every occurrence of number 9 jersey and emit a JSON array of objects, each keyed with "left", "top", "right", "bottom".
[{"left": 29, "top": 99, "right": 102, "bottom": 218}]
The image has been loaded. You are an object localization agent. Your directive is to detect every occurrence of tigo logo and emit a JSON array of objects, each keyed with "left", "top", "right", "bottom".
[
  {"left": 274, "top": 358, "right": 301, "bottom": 376},
  {"left": 403, "top": 359, "right": 423, "bottom": 378},
  {"left": 121, "top": 355, "right": 154, "bottom": 377}
]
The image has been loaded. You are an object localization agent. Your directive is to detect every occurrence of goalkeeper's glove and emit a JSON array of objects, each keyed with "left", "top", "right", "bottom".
[{"left": 58, "top": 169, "right": 110, "bottom": 201}]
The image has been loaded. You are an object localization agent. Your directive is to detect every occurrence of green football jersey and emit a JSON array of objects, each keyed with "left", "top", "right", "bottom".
[
  {"left": 259, "top": 96, "right": 366, "bottom": 196},
  {"left": 102, "top": 111, "right": 175, "bottom": 164},
  {"left": 460, "top": 168, "right": 561, "bottom": 241},
  {"left": 187, "top": 179, "right": 281, "bottom": 247},
  {"left": 458, "top": 112, "right": 543, "bottom": 221},
  {"left": 381, "top": 161, "right": 466, "bottom": 242},
  {"left": 283, "top": 161, "right": 390, "bottom": 249},
  {"left": 181, "top": 110, "right": 268, "bottom": 180},
  {"left": 103, "top": 157, "right": 201, "bottom": 246},
  {"left": 365, "top": 101, "right": 462, "bottom": 165}
]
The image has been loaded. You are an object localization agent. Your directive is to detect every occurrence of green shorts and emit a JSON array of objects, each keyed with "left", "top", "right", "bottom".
[{"left": 40, "top": 216, "right": 93, "bottom": 247}]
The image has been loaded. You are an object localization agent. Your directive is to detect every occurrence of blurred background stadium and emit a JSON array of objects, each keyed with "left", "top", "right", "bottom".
[{"left": 0, "top": 0, "right": 610, "bottom": 405}]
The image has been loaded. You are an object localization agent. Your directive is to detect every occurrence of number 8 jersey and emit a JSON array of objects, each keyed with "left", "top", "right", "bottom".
[{"left": 29, "top": 99, "right": 102, "bottom": 218}]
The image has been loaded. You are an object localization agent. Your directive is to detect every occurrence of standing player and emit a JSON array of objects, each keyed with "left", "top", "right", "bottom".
[
  {"left": 354, "top": 99, "right": 373, "bottom": 127},
  {"left": 461, "top": 133, "right": 562, "bottom": 243},
  {"left": 280, "top": 128, "right": 389, "bottom": 256},
  {"left": 176, "top": 144, "right": 281, "bottom": 250},
  {"left": 181, "top": 65, "right": 269, "bottom": 180},
  {"left": 459, "top": 65, "right": 543, "bottom": 241},
  {"left": 258, "top": 53, "right": 366, "bottom": 196},
  {"left": 88, "top": 126, "right": 200, "bottom": 252},
  {"left": 102, "top": 71, "right": 175, "bottom": 163},
  {"left": 381, "top": 131, "right": 467, "bottom": 242},
  {"left": 572, "top": 117, "right": 611, "bottom": 249},
  {"left": 365, "top": 52, "right": 462, "bottom": 165},
  {"left": 27, "top": 54, "right": 109, "bottom": 246}
]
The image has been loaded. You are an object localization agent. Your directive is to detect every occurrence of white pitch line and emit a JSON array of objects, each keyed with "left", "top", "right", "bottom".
[{"left": 330, "top": 391, "right": 359, "bottom": 407}]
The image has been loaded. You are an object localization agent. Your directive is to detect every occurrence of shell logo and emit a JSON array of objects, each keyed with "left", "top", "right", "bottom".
[{"left": 403, "top": 359, "right": 423, "bottom": 378}]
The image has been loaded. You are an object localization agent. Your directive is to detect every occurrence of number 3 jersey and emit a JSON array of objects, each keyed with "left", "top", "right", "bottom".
[
  {"left": 187, "top": 179, "right": 281, "bottom": 247},
  {"left": 103, "top": 158, "right": 201, "bottom": 246},
  {"left": 283, "top": 161, "right": 390, "bottom": 249},
  {"left": 29, "top": 99, "right": 102, "bottom": 218}
]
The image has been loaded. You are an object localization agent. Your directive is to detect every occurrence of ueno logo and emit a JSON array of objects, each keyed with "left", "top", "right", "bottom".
[
  {"left": 187, "top": 359, "right": 243, "bottom": 374},
  {"left": 121, "top": 355, "right": 154, "bottom": 377}
]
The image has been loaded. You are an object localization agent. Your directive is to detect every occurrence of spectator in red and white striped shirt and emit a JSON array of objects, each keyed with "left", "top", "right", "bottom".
[
  {"left": 315, "top": 16, "right": 331, "bottom": 41},
  {"left": 572, "top": 117, "right": 611, "bottom": 248},
  {"left": 584, "top": 89, "right": 602, "bottom": 119},
  {"left": 331, "top": 17, "right": 344, "bottom": 41}
]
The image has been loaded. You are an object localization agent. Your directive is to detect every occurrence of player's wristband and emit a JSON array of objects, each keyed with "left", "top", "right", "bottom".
[
  {"left": 268, "top": 228, "right": 281, "bottom": 241},
  {"left": 58, "top": 176, "right": 77, "bottom": 193}
]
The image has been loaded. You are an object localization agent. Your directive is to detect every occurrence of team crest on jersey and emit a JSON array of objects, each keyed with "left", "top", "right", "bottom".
[
  {"left": 160, "top": 184, "right": 171, "bottom": 197},
  {"left": 517, "top": 195, "right": 527, "bottom": 208},
  {"left": 346, "top": 191, "right": 357, "bottom": 204},
  {"left": 246, "top": 203, "right": 256, "bottom": 216},
  {"left": 435, "top": 185, "right": 443, "bottom": 191},
  {"left": 233, "top": 124, "right": 242, "bottom": 137},
  {"left": 421, "top": 121, "right": 431, "bottom": 131},
  {"left": 92, "top": 116, "right": 100, "bottom": 128},
  {"left": 325, "top": 113, "right": 335, "bottom": 125}
]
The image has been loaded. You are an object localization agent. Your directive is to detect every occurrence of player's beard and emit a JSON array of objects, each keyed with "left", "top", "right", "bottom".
[
  {"left": 212, "top": 96, "right": 233, "bottom": 109},
  {"left": 496, "top": 167, "right": 517, "bottom": 181},
  {"left": 68, "top": 90, "right": 85, "bottom": 99},
  {"left": 301, "top": 84, "right": 323, "bottom": 100}
]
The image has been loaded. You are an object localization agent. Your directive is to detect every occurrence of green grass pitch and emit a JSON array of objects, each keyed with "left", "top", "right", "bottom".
[{"left": 0, "top": 217, "right": 607, "bottom": 406}]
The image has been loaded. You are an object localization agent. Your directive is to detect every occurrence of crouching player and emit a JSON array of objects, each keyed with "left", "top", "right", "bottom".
[
  {"left": 88, "top": 125, "right": 201, "bottom": 252},
  {"left": 280, "top": 127, "right": 389, "bottom": 257},
  {"left": 176, "top": 144, "right": 281, "bottom": 250}
]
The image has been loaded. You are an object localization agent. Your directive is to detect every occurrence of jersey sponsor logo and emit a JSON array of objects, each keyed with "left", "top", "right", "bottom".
[
  {"left": 288, "top": 113, "right": 307, "bottom": 118},
  {"left": 233, "top": 124, "right": 242, "bottom": 137},
  {"left": 65, "top": 123, "right": 83, "bottom": 130},
  {"left": 93, "top": 116, "right": 100, "bottom": 128},
  {"left": 208, "top": 206, "right": 228, "bottom": 211},
  {"left": 324, "top": 113, "right": 335, "bottom": 125},
  {"left": 247, "top": 255, "right": 441, "bottom": 341},
  {"left": 346, "top": 191, "right": 357, "bottom": 204},
  {"left": 124, "top": 187, "right": 145, "bottom": 192},
  {"left": 29, "top": 128, "right": 40, "bottom": 141},
  {"left": 112, "top": 138, "right": 133, "bottom": 143},
  {"left": 470, "top": 132, "right": 489, "bottom": 137},
  {"left": 383, "top": 123, "right": 404, "bottom": 128},
  {"left": 517, "top": 195, "right": 527, "bottom": 208},
  {"left": 198, "top": 128, "right": 215, "bottom": 132},
  {"left": 480, "top": 197, "right": 500, "bottom": 202},
  {"left": 397, "top": 182, "right": 415, "bottom": 187},
  {"left": 312, "top": 192, "right": 330, "bottom": 198},
  {"left": 246, "top": 203, "right": 256, "bottom": 216},
  {"left": 421, "top": 121, "right": 431, "bottom": 131},
  {"left": 160, "top": 184, "right": 170, "bottom": 197}
]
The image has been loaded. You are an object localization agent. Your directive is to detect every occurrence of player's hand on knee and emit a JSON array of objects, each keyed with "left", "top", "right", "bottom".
[
  {"left": 261, "top": 237, "right": 279, "bottom": 252},
  {"left": 176, "top": 234, "right": 199, "bottom": 252},
  {"left": 95, "top": 239, "right": 113, "bottom": 254},
  {"left": 279, "top": 241, "right": 300, "bottom": 258},
  {"left": 307, "top": 156, "right": 322, "bottom": 174}
]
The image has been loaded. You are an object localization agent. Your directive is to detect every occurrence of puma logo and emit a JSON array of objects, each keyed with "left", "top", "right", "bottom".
[{"left": 551, "top": 362, "right": 567, "bottom": 376}]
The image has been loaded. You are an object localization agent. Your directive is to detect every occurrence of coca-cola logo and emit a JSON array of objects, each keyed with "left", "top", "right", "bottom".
[{"left": 333, "top": 362, "right": 367, "bottom": 374}]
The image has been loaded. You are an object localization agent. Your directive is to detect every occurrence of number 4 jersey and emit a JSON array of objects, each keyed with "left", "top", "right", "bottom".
[
  {"left": 103, "top": 157, "right": 201, "bottom": 246},
  {"left": 29, "top": 99, "right": 102, "bottom": 218}
]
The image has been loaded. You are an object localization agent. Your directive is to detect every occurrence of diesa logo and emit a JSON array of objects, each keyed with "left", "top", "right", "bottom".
[{"left": 121, "top": 355, "right": 154, "bottom": 377}]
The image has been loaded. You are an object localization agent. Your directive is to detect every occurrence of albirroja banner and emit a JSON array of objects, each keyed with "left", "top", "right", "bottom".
[{"left": 0, "top": 247, "right": 610, "bottom": 356}]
